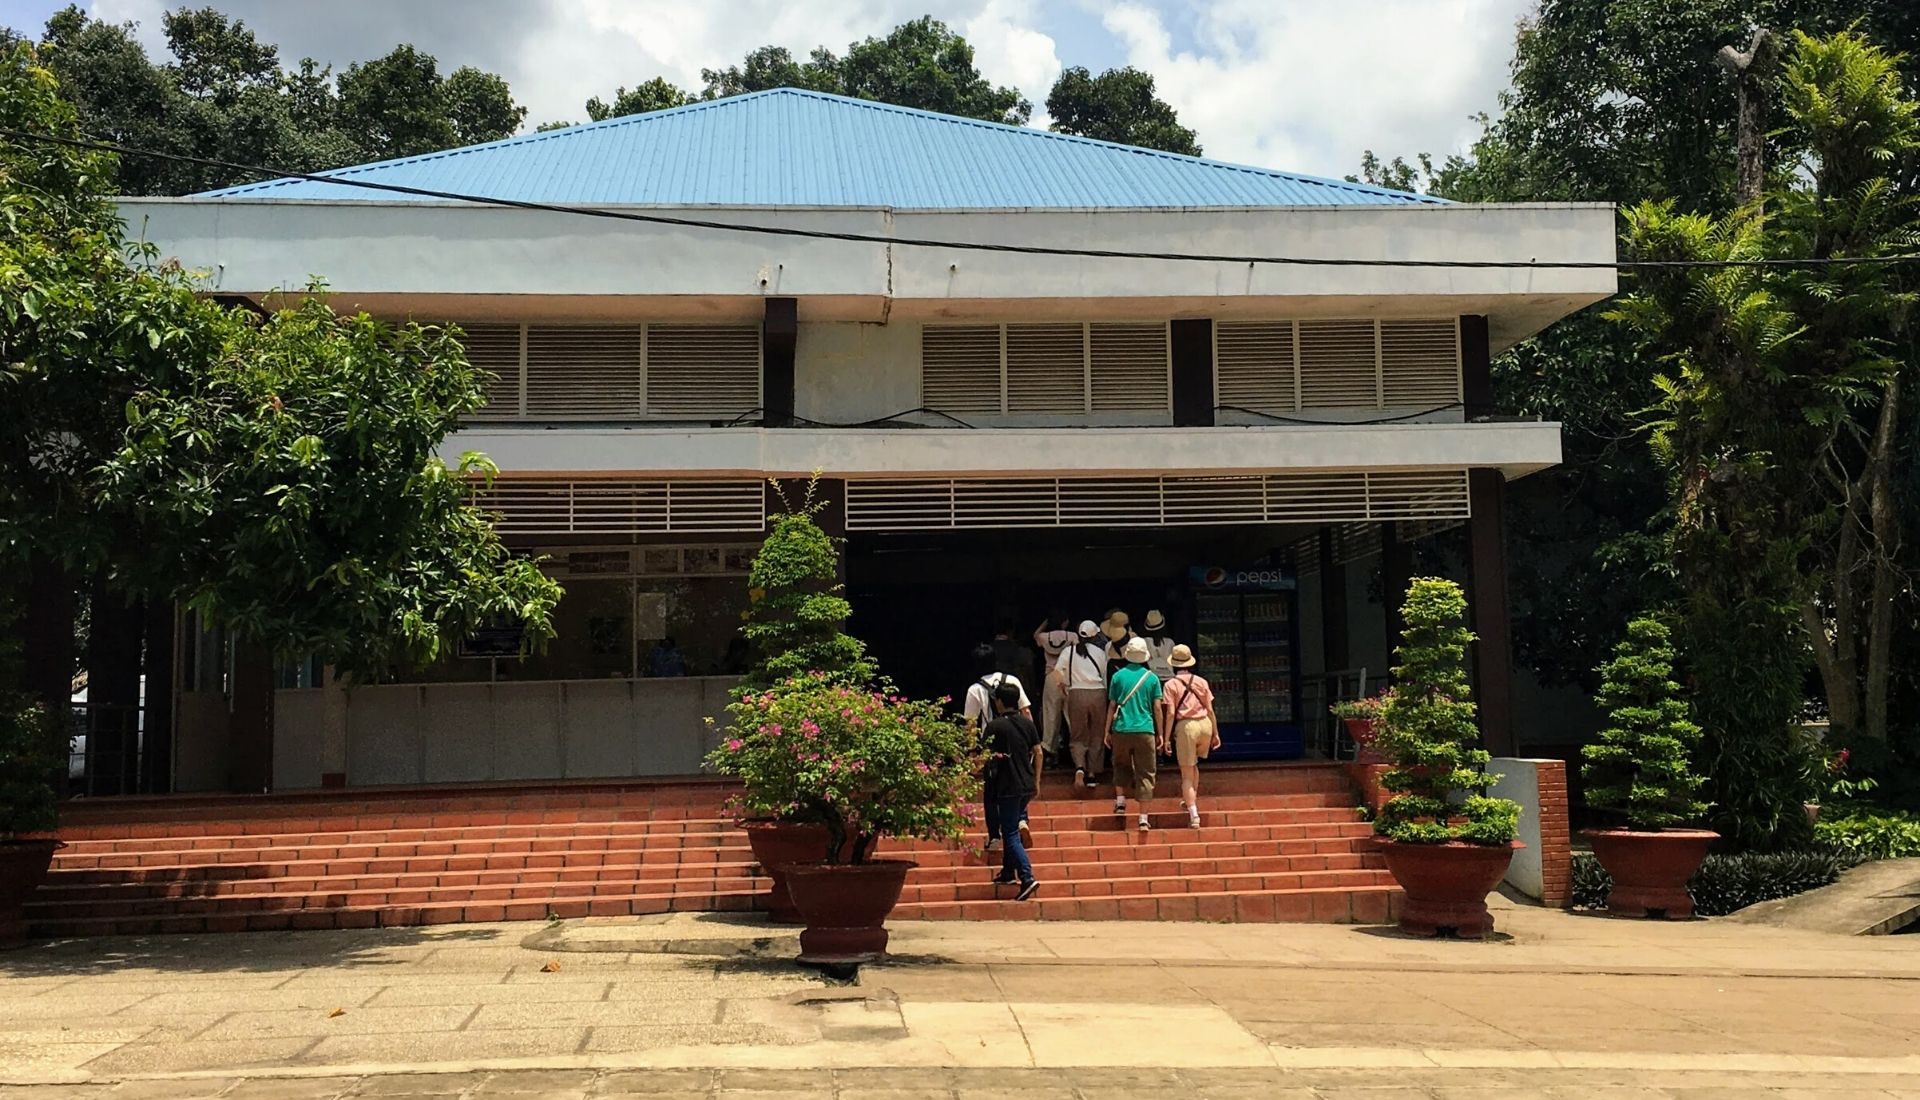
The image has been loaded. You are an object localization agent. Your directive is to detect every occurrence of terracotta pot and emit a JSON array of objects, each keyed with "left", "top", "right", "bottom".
[
  {"left": 1377, "top": 839, "right": 1522, "bottom": 938},
  {"left": 784, "top": 859, "right": 916, "bottom": 965},
  {"left": 1342, "top": 717, "right": 1384, "bottom": 764},
  {"left": 742, "top": 821, "right": 831, "bottom": 925},
  {"left": 1804, "top": 801, "right": 1821, "bottom": 826},
  {"left": 0, "top": 839, "right": 61, "bottom": 948},
  {"left": 1582, "top": 827, "right": 1717, "bottom": 919}
]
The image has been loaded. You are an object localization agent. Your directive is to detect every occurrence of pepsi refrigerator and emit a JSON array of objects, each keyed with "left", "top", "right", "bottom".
[{"left": 1188, "top": 565, "right": 1303, "bottom": 759}]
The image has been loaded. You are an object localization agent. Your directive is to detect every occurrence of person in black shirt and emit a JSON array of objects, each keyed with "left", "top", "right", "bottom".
[{"left": 983, "top": 679, "right": 1042, "bottom": 900}]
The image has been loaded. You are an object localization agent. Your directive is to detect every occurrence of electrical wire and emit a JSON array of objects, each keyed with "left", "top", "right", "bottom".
[
  {"left": 7, "top": 127, "right": 1920, "bottom": 272},
  {"left": 1215, "top": 403, "right": 1474, "bottom": 425}
]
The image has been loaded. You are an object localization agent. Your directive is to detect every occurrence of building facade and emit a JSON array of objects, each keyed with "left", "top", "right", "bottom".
[{"left": 123, "top": 89, "right": 1615, "bottom": 793}]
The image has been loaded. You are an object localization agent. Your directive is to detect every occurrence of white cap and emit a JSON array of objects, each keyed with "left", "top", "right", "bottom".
[{"left": 1077, "top": 619, "right": 1101, "bottom": 638}]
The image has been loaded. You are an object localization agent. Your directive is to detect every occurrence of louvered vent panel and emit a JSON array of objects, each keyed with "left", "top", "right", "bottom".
[
  {"left": 458, "top": 324, "right": 523, "bottom": 419},
  {"left": 1332, "top": 522, "right": 1383, "bottom": 565},
  {"left": 1005, "top": 324, "right": 1086, "bottom": 414},
  {"left": 1215, "top": 321, "right": 1297, "bottom": 413},
  {"left": 471, "top": 479, "right": 765, "bottom": 535},
  {"left": 920, "top": 326, "right": 1002, "bottom": 414},
  {"left": 646, "top": 325, "right": 760, "bottom": 418},
  {"left": 1380, "top": 319, "right": 1461, "bottom": 408},
  {"left": 1298, "top": 320, "right": 1380, "bottom": 409},
  {"left": 844, "top": 470, "right": 1472, "bottom": 531},
  {"left": 1366, "top": 470, "right": 1471, "bottom": 520},
  {"left": 525, "top": 326, "right": 642, "bottom": 418},
  {"left": 1089, "top": 322, "right": 1170, "bottom": 413}
]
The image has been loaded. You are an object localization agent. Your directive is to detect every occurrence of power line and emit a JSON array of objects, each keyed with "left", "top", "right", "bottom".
[{"left": 7, "top": 126, "right": 1920, "bottom": 272}]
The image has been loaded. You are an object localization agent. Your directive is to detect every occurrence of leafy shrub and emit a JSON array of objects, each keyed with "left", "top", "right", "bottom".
[
  {"left": 0, "top": 695, "right": 66, "bottom": 836},
  {"left": 1571, "top": 848, "right": 1854, "bottom": 916},
  {"left": 741, "top": 481, "right": 875, "bottom": 689},
  {"left": 1814, "top": 807, "right": 1920, "bottom": 861},
  {"left": 1581, "top": 618, "right": 1708, "bottom": 829},
  {"left": 707, "top": 672, "right": 986, "bottom": 864},
  {"left": 1373, "top": 578, "right": 1520, "bottom": 846}
]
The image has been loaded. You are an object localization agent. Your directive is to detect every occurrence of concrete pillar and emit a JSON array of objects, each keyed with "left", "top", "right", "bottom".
[
  {"left": 1170, "top": 319, "right": 1215, "bottom": 427},
  {"left": 227, "top": 643, "right": 275, "bottom": 793},
  {"left": 762, "top": 297, "right": 798, "bottom": 427},
  {"left": 139, "top": 601, "right": 176, "bottom": 794},
  {"left": 1468, "top": 469, "right": 1518, "bottom": 757},
  {"left": 1317, "top": 528, "right": 1349, "bottom": 671}
]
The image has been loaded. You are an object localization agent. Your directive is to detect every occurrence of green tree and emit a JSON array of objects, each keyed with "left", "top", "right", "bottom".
[
  {"left": 701, "top": 18, "right": 1030, "bottom": 125},
  {"left": 444, "top": 66, "right": 526, "bottom": 145},
  {"left": 1, "top": 43, "right": 559, "bottom": 690},
  {"left": 1373, "top": 579, "right": 1521, "bottom": 846},
  {"left": 334, "top": 44, "right": 457, "bottom": 159},
  {"left": 741, "top": 484, "right": 875, "bottom": 689},
  {"left": 1582, "top": 618, "right": 1709, "bottom": 829},
  {"left": 1045, "top": 66, "right": 1199, "bottom": 154},
  {"left": 1609, "top": 31, "right": 1917, "bottom": 845},
  {"left": 585, "top": 76, "right": 694, "bottom": 121}
]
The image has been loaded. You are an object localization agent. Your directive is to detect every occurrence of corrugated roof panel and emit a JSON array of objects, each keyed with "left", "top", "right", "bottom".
[{"left": 198, "top": 88, "right": 1445, "bottom": 208}]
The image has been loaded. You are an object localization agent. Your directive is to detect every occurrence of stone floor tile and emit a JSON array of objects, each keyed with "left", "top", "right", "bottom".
[
  {"left": 79, "top": 1037, "right": 320, "bottom": 1076},
  {"left": 218, "top": 1079, "right": 362, "bottom": 1100},
  {"left": 469, "top": 1068, "right": 600, "bottom": 1094},
  {"left": 589, "top": 1068, "right": 717, "bottom": 1094},
  {"left": 305, "top": 1028, "right": 588, "bottom": 1065},
  {"left": 196, "top": 1004, "right": 476, "bottom": 1041},
  {"left": 350, "top": 1072, "right": 489, "bottom": 1096}
]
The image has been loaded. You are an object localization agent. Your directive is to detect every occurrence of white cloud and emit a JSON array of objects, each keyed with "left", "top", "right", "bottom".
[{"left": 1103, "top": 0, "right": 1530, "bottom": 177}]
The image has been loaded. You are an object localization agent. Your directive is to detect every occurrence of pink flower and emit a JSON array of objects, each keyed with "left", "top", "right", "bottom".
[
  {"left": 727, "top": 739, "right": 744, "bottom": 751},
  {"left": 915, "top": 762, "right": 931, "bottom": 774}
]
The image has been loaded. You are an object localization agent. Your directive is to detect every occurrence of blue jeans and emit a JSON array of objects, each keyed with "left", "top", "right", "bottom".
[
  {"left": 984, "top": 798, "right": 1029, "bottom": 840},
  {"left": 988, "top": 795, "right": 1034, "bottom": 885}
]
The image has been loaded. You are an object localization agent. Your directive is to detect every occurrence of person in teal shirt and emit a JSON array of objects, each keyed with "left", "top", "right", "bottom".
[{"left": 1104, "top": 637, "right": 1164, "bottom": 831}]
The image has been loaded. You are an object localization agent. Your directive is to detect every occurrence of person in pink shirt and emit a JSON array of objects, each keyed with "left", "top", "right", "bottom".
[{"left": 1160, "top": 644, "right": 1221, "bottom": 829}]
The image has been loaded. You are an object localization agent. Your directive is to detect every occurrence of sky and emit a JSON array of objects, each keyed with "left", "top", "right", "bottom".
[{"left": 0, "top": 0, "right": 1537, "bottom": 180}]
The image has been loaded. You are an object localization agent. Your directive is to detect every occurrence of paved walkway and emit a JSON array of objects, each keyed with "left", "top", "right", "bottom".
[{"left": 1, "top": 900, "right": 1916, "bottom": 1096}]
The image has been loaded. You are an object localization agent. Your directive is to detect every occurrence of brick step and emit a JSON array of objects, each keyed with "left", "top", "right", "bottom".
[
  {"left": 55, "top": 802, "right": 1358, "bottom": 857},
  {"left": 893, "top": 883, "right": 1403, "bottom": 924}
]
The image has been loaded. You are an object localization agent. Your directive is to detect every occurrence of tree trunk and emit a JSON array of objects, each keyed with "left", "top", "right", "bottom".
[
  {"left": 1803, "top": 600, "right": 1859, "bottom": 736},
  {"left": 1862, "top": 374, "right": 1901, "bottom": 742},
  {"left": 1716, "top": 29, "right": 1777, "bottom": 209}
]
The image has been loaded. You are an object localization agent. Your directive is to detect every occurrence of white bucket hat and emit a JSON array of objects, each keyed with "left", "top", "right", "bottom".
[{"left": 1122, "top": 637, "right": 1151, "bottom": 664}]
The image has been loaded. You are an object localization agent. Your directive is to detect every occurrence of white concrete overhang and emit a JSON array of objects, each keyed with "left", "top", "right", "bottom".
[
  {"left": 120, "top": 199, "right": 1618, "bottom": 353},
  {"left": 442, "top": 421, "right": 1564, "bottom": 482}
]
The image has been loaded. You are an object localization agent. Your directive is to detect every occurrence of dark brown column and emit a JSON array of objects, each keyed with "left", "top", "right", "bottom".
[
  {"left": 762, "top": 297, "right": 798, "bottom": 427},
  {"left": 1467, "top": 468, "right": 1517, "bottom": 756},
  {"left": 1381, "top": 521, "right": 1412, "bottom": 668},
  {"left": 140, "top": 601, "right": 176, "bottom": 794},
  {"left": 1318, "top": 528, "right": 1349, "bottom": 670},
  {"left": 227, "top": 643, "right": 275, "bottom": 793},
  {"left": 22, "top": 557, "right": 75, "bottom": 718},
  {"left": 86, "top": 579, "right": 145, "bottom": 795},
  {"left": 1170, "top": 319, "right": 1215, "bottom": 427},
  {"left": 1461, "top": 315, "right": 1494, "bottom": 419}
]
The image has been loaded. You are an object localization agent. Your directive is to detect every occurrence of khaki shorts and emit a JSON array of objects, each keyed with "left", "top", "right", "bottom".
[{"left": 1174, "top": 717, "right": 1215, "bottom": 767}]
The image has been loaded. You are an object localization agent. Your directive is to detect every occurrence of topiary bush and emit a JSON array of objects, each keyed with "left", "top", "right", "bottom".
[
  {"left": 0, "top": 694, "right": 66, "bottom": 837},
  {"left": 1372, "top": 578, "right": 1520, "bottom": 846},
  {"left": 1571, "top": 848, "right": 1854, "bottom": 916},
  {"left": 741, "top": 479, "right": 875, "bottom": 690},
  {"left": 1581, "top": 617, "right": 1710, "bottom": 830}
]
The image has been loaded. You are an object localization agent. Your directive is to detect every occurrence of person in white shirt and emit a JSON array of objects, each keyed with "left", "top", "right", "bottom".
[
  {"left": 1052, "top": 620, "right": 1110, "bottom": 789},
  {"left": 1032, "top": 611, "right": 1075, "bottom": 761},
  {"left": 965, "top": 644, "right": 1032, "bottom": 851},
  {"left": 1140, "top": 609, "right": 1177, "bottom": 682}
]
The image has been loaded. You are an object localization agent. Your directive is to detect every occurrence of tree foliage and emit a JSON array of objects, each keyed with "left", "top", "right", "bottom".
[
  {"left": 1373, "top": 579, "right": 1521, "bottom": 846},
  {"left": 1045, "top": 66, "right": 1199, "bottom": 155},
  {"left": 0, "top": 43, "right": 560, "bottom": 681},
  {"left": 741, "top": 483, "right": 875, "bottom": 689},
  {"left": 26, "top": 5, "right": 526, "bottom": 193},
  {"left": 1608, "top": 30, "right": 1917, "bottom": 846},
  {"left": 1582, "top": 618, "right": 1710, "bottom": 829},
  {"left": 585, "top": 77, "right": 694, "bottom": 122}
]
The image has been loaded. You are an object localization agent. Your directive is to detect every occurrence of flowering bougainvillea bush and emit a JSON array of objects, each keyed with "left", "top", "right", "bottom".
[{"left": 706, "top": 671, "right": 987, "bottom": 864}]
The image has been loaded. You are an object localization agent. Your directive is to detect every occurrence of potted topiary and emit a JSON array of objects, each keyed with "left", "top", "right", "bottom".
[
  {"left": 1579, "top": 617, "right": 1715, "bottom": 918},
  {"left": 1, "top": 694, "right": 67, "bottom": 947},
  {"left": 726, "top": 481, "right": 879, "bottom": 922},
  {"left": 710, "top": 672, "right": 984, "bottom": 964},
  {"left": 1371, "top": 578, "right": 1522, "bottom": 938}
]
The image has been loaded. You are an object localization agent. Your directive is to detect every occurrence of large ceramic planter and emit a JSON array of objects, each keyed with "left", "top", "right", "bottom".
[
  {"left": 0, "top": 839, "right": 60, "bottom": 948},
  {"left": 1583, "top": 827, "right": 1717, "bottom": 919},
  {"left": 742, "top": 821, "right": 831, "bottom": 925},
  {"left": 784, "top": 859, "right": 916, "bottom": 965},
  {"left": 1342, "top": 717, "right": 1382, "bottom": 764},
  {"left": 1377, "top": 839, "right": 1522, "bottom": 938}
]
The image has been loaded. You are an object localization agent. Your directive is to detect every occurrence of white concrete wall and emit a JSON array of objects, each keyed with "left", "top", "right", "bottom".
[
  {"left": 118, "top": 199, "right": 1617, "bottom": 351},
  {"left": 794, "top": 322, "right": 921, "bottom": 423},
  {"left": 272, "top": 677, "right": 736, "bottom": 788},
  {"left": 442, "top": 421, "right": 1563, "bottom": 480},
  {"left": 1490, "top": 757, "right": 1546, "bottom": 900}
]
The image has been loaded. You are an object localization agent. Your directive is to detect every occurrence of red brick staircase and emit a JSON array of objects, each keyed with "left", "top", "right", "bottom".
[{"left": 32, "top": 763, "right": 1398, "bottom": 937}]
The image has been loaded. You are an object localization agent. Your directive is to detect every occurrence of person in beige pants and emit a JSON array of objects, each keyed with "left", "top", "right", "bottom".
[{"left": 1053, "top": 620, "right": 1110, "bottom": 789}]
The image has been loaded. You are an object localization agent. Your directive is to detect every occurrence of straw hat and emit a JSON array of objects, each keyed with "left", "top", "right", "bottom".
[
  {"left": 1122, "top": 637, "right": 1151, "bottom": 664},
  {"left": 1143, "top": 609, "right": 1167, "bottom": 632},
  {"left": 1167, "top": 643, "right": 1197, "bottom": 669}
]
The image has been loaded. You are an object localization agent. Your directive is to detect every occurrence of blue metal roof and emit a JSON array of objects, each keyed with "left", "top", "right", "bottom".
[{"left": 199, "top": 88, "right": 1444, "bottom": 208}]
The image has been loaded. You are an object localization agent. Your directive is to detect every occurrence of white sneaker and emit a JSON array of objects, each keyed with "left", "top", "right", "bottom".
[
  {"left": 1017, "top": 819, "right": 1032, "bottom": 843},
  {"left": 1113, "top": 799, "right": 1126, "bottom": 815},
  {"left": 1138, "top": 814, "right": 1152, "bottom": 831}
]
